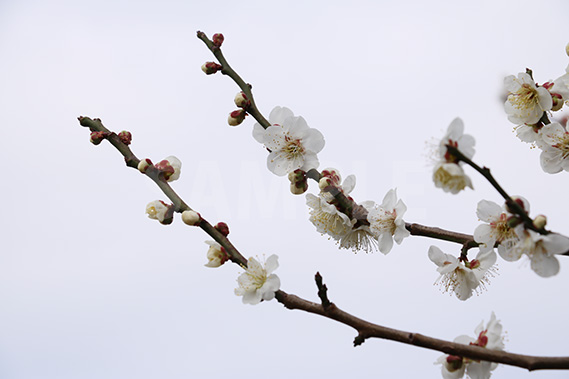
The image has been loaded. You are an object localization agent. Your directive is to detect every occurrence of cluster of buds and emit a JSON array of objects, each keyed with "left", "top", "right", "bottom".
[
  {"left": 89, "top": 131, "right": 110, "bottom": 145},
  {"left": 137, "top": 156, "right": 182, "bottom": 182},
  {"left": 118, "top": 130, "right": 132, "bottom": 145},
  {"left": 201, "top": 61, "right": 222, "bottom": 75},
  {"left": 227, "top": 92, "right": 252, "bottom": 126},
  {"left": 288, "top": 169, "right": 308, "bottom": 195}
]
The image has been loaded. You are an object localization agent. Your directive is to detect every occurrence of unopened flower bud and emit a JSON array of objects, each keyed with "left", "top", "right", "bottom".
[
  {"left": 182, "top": 210, "right": 201, "bottom": 226},
  {"left": 138, "top": 158, "right": 153, "bottom": 173},
  {"left": 445, "top": 355, "right": 463, "bottom": 372},
  {"left": 214, "top": 222, "right": 230, "bottom": 236},
  {"left": 551, "top": 93, "right": 564, "bottom": 111},
  {"left": 201, "top": 61, "right": 222, "bottom": 75},
  {"left": 288, "top": 169, "right": 306, "bottom": 183},
  {"left": 212, "top": 33, "right": 224, "bottom": 47},
  {"left": 318, "top": 177, "right": 333, "bottom": 191},
  {"left": 228, "top": 109, "right": 246, "bottom": 126},
  {"left": 155, "top": 156, "right": 182, "bottom": 182},
  {"left": 566, "top": 42, "right": 569, "bottom": 57},
  {"left": 90, "top": 131, "right": 107, "bottom": 145},
  {"left": 506, "top": 196, "right": 529, "bottom": 214},
  {"left": 118, "top": 130, "right": 132, "bottom": 145},
  {"left": 320, "top": 168, "right": 341, "bottom": 186},
  {"left": 290, "top": 181, "right": 308, "bottom": 195},
  {"left": 204, "top": 240, "right": 229, "bottom": 268},
  {"left": 533, "top": 214, "right": 547, "bottom": 229},
  {"left": 234, "top": 92, "right": 250, "bottom": 108}
]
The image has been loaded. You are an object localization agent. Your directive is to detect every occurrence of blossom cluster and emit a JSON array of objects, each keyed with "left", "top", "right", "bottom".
[
  {"left": 437, "top": 312, "right": 505, "bottom": 379},
  {"left": 307, "top": 168, "right": 409, "bottom": 254},
  {"left": 432, "top": 118, "right": 475, "bottom": 194},
  {"left": 504, "top": 65, "right": 569, "bottom": 174},
  {"left": 474, "top": 198, "right": 569, "bottom": 277}
]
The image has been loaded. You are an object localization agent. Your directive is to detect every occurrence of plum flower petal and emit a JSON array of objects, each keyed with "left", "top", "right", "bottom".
[
  {"left": 367, "top": 189, "right": 410, "bottom": 254},
  {"left": 504, "top": 72, "right": 552, "bottom": 125},
  {"left": 428, "top": 246, "right": 497, "bottom": 301},
  {"left": 436, "top": 312, "right": 504, "bottom": 379},
  {"left": 235, "top": 255, "right": 281, "bottom": 305},
  {"left": 253, "top": 106, "right": 325, "bottom": 176}
]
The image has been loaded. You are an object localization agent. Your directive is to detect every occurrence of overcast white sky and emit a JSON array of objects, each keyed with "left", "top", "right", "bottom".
[{"left": 1, "top": 1, "right": 569, "bottom": 378}]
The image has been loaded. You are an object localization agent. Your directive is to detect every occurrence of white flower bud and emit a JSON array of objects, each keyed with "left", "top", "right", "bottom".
[
  {"left": 533, "top": 214, "right": 547, "bottom": 229},
  {"left": 318, "top": 177, "right": 332, "bottom": 191},
  {"left": 138, "top": 158, "right": 152, "bottom": 173},
  {"left": 182, "top": 210, "right": 201, "bottom": 226},
  {"left": 204, "top": 241, "right": 228, "bottom": 268}
]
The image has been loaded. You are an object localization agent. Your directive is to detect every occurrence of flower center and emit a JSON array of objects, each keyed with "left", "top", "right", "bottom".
[
  {"left": 283, "top": 135, "right": 304, "bottom": 159},
  {"left": 147, "top": 206, "right": 158, "bottom": 217},
  {"left": 551, "top": 132, "right": 569, "bottom": 159},
  {"left": 510, "top": 83, "right": 539, "bottom": 110},
  {"left": 490, "top": 213, "right": 516, "bottom": 242}
]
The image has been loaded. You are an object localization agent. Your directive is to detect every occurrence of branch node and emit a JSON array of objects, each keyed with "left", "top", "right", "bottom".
[
  {"left": 353, "top": 333, "right": 366, "bottom": 347},
  {"left": 315, "top": 272, "right": 331, "bottom": 309}
]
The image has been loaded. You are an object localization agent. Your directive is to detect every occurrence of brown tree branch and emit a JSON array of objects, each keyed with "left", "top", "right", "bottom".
[
  {"left": 78, "top": 116, "right": 569, "bottom": 372},
  {"left": 275, "top": 274, "right": 569, "bottom": 372}
]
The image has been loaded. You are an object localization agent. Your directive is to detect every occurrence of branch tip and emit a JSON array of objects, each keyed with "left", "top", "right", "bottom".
[{"left": 315, "top": 272, "right": 331, "bottom": 309}]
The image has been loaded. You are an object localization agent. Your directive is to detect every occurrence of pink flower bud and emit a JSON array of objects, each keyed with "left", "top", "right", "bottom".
[
  {"left": 228, "top": 109, "right": 246, "bottom": 126},
  {"left": 155, "top": 156, "right": 182, "bottom": 182},
  {"left": 214, "top": 222, "right": 230, "bottom": 236},
  {"left": 201, "top": 61, "right": 223, "bottom": 75},
  {"left": 212, "top": 33, "right": 224, "bottom": 47},
  {"left": 234, "top": 92, "right": 250, "bottom": 108},
  {"left": 118, "top": 130, "right": 132, "bottom": 145},
  {"left": 90, "top": 131, "right": 107, "bottom": 145},
  {"left": 182, "top": 210, "right": 201, "bottom": 226}
]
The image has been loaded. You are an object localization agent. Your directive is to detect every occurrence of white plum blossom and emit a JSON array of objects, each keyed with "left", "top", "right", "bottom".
[
  {"left": 235, "top": 255, "right": 281, "bottom": 305},
  {"left": 436, "top": 312, "right": 504, "bottom": 379},
  {"left": 538, "top": 122, "right": 569, "bottom": 173},
  {"left": 504, "top": 72, "right": 553, "bottom": 125},
  {"left": 433, "top": 163, "right": 473, "bottom": 194},
  {"left": 253, "top": 106, "right": 325, "bottom": 176},
  {"left": 306, "top": 193, "right": 354, "bottom": 241},
  {"left": 428, "top": 246, "right": 497, "bottom": 301},
  {"left": 474, "top": 200, "right": 519, "bottom": 259},
  {"left": 511, "top": 227, "right": 569, "bottom": 277},
  {"left": 367, "top": 189, "right": 410, "bottom": 254},
  {"left": 432, "top": 118, "right": 475, "bottom": 194},
  {"left": 204, "top": 240, "right": 228, "bottom": 268},
  {"left": 145, "top": 200, "right": 170, "bottom": 224},
  {"left": 437, "top": 118, "right": 476, "bottom": 161}
]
